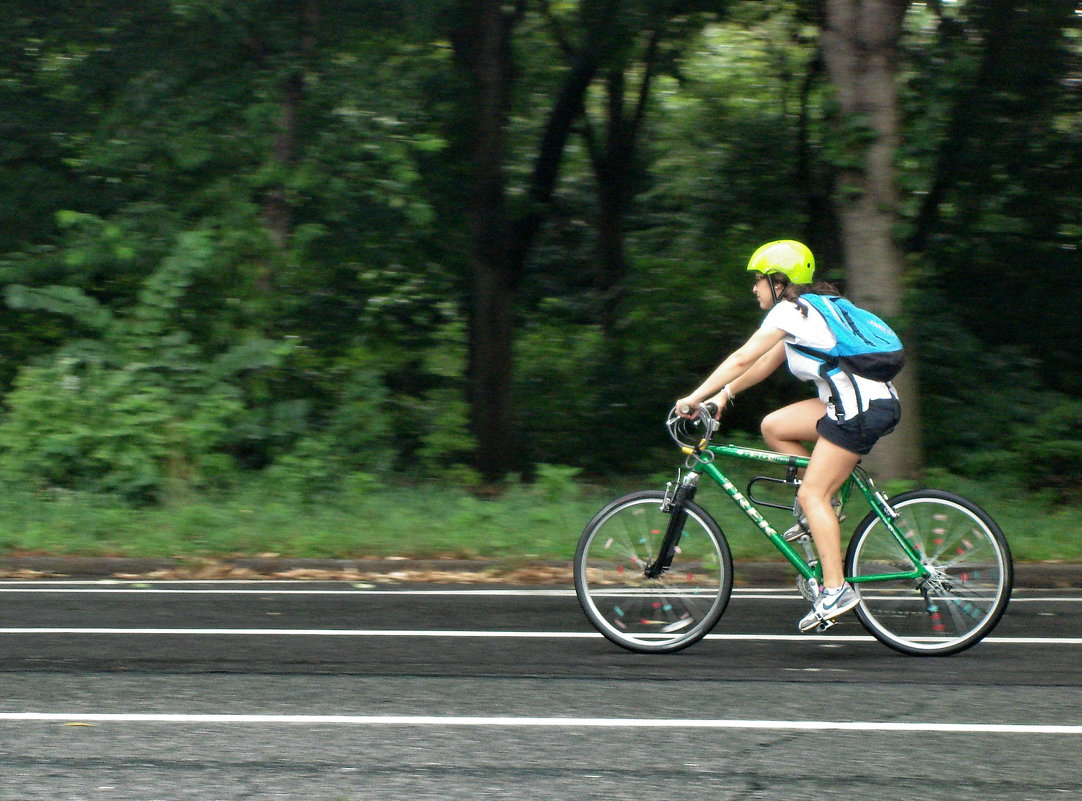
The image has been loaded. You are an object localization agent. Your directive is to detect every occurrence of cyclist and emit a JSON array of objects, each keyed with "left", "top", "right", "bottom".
[{"left": 675, "top": 240, "right": 901, "bottom": 631}]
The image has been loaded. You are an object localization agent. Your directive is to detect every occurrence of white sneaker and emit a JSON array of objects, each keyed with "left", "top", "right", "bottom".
[{"left": 798, "top": 582, "right": 860, "bottom": 632}]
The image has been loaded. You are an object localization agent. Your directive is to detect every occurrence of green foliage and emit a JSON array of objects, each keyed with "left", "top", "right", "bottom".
[
  {"left": 1015, "top": 400, "right": 1082, "bottom": 502},
  {"left": 515, "top": 315, "right": 609, "bottom": 468},
  {"left": 262, "top": 365, "right": 396, "bottom": 499},
  {"left": 0, "top": 357, "right": 242, "bottom": 502},
  {"left": 915, "top": 289, "right": 1082, "bottom": 500},
  {"left": 900, "top": 0, "right": 1081, "bottom": 398},
  {"left": 0, "top": 0, "right": 1077, "bottom": 512},
  {"left": 821, "top": 113, "right": 879, "bottom": 172},
  {"left": 0, "top": 230, "right": 295, "bottom": 501},
  {"left": 915, "top": 292, "right": 1037, "bottom": 460},
  {"left": 531, "top": 463, "right": 583, "bottom": 501}
]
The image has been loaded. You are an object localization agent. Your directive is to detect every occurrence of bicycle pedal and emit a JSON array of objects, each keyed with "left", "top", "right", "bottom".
[{"left": 814, "top": 619, "right": 836, "bottom": 634}]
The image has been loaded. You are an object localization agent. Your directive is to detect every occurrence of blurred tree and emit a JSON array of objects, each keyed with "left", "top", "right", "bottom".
[
  {"left": 447, "top": 0, "right": 736, "bottom": 479},
  {"left": 0, "top": 1, "right": 458, "bottom": 478},
  {"left": 819, "top": 0, "right": 920, "bottom": 480},
  {"left": 0, "top": 0, "right": 1076, "bottom": 495},
  {"left": 568, "top": 3, "right": 725, "bottom": 332},
  {"left": 447, "top": 0, "right": 527, "bottom": 481},
  {"left": 901, "top": 0, "right": 1081, "bottom": 390},
  {"left": 447, "top": 0, "right": 664, "bottom": 479}
]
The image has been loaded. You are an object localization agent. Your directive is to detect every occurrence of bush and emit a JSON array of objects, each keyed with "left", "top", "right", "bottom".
[
  {"left": 1015, "top": 399, "right": 1082, "bottom": 501},
  {"left": 0, "top": 230, "right": 282, "bottom": 502},
  {"left": 912, "top": 292, "right": 1082, "bottom": 501},
  {"left": 0, "top": 357, "right": 244, "bottom": 502}
]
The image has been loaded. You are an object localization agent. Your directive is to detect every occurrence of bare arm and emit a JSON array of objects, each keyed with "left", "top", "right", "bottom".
[
  {"left": 724, "top": 340, "right": 786, "bottom": 398},
  {"left": 676, "top": 327, "right": 787, "bottom": 414}
]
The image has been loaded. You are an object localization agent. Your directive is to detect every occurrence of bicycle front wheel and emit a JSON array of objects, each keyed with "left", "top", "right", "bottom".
[
  {"left": 574, "top": 490, "right": 733, "bottom": 654},
  {"left": 846, "top": 489, "right": 1012, "bottom": 656}
]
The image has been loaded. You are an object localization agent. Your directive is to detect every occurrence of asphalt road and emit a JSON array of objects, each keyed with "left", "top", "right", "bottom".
[{"left": 0, "top": 578, "right": 1079, "bottom": 801}]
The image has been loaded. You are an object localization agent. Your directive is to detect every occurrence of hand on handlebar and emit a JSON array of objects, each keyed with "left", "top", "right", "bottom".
[
  {"left": 668, "top": 400, "right": 722, "bottom": 452},
  {"left": 676, "top": 399, "right": 721, "bottom": 420}
]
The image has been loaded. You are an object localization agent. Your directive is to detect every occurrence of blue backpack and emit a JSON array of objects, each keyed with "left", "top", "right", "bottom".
[{"left": 790, "top": 294, "right": 905, "bottom": 384}]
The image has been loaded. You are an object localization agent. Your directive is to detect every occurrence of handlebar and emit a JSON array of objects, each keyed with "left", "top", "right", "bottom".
[
  {"left": 676, "top": 401, "right": 719, "bottom": 418},
  {"left": 666, "top": 402, "right": 720, "bottom": 453},
  {"left": 678, "top": 402, "right": 718, "bottom": 417}
]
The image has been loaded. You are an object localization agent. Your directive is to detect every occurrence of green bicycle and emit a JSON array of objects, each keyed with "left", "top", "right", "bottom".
[{"left": 573, "top": 404, "right": 1013, "bottom": 656}]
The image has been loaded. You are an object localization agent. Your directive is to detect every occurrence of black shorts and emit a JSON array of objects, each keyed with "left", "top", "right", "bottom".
[{"left": 816, "top": 399, "right": 901, "bottom": 456}]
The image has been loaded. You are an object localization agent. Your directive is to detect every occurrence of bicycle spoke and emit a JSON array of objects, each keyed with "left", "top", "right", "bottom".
[
  {"left": 847, "top": 490, "right": 1011, "bottom": 655},
  {"left": 575, "top": 491, "right": 732, "bottom": 653}
]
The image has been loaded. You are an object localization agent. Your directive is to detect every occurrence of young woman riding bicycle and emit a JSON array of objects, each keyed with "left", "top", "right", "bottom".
[{"left": 675, "top": 240, "right": 901, "bottom": 632}]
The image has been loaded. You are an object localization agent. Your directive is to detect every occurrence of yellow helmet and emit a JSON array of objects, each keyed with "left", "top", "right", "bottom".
[{"left": 746, "top": 240, "right": 815, "bottom": 285}]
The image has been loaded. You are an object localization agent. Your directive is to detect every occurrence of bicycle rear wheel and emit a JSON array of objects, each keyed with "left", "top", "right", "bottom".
[
  {"left": 846, "top": 489, "right": 1012, "bottom": 656},
  {"left": 574, "top": 490, "right": 733, "bottom": 654}
]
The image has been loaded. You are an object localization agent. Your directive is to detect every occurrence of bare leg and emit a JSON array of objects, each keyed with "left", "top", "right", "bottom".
[
  {"left": 798, "top": 437, "right": 862, "bottom": 589},
  {"left": 761, "top": 399, "right": 860, "bottom": 587},
  {"left": 760, "top": 398, "right": 826, "bottom": 458}
]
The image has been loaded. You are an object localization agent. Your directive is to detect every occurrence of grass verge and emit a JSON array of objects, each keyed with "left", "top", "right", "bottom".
[{"left": 0, "top": 472, "right": 1075, "bottom": 564}]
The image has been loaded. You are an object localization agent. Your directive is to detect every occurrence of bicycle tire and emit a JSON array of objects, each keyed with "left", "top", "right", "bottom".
[
  {"left": 574, "top": 490, "right": 733, "bottom": 654},
  {"left": 846, "top": 489, "right": 1012, "bottom": 656}
]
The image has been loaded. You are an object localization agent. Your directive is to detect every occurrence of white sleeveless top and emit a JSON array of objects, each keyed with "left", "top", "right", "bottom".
[{"left": 760, "top": 299, "right": 897, "bottom": 421}]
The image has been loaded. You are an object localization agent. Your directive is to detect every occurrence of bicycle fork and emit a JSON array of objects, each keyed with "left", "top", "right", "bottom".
[{"left": 645, "top": 471, "right": 700, "bottom": 579}]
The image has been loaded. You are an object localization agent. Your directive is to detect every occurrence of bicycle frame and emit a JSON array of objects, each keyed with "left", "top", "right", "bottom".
[
  {"left": 577, "top": 408, "right": 1011, "bottom": 655},
  {"left": 680, "top": 441, "right": 930, "bottom": 585}
]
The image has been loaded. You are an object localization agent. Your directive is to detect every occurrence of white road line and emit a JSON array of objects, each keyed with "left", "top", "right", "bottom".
[
  {"left": 0, "top": 586, "right": 1075, "bottom": 602},
  {"left": 0, "top": 586, "right": 581, "bottom": 596},
  {"left": 0, "top": 628, "right": 598, "bottom": 638},
  {"left": 0, "top": 628, "right": 1077, "bottom": 644},
  {"left": 0, "top": 712, "right": 1077, "bottom": 734}
]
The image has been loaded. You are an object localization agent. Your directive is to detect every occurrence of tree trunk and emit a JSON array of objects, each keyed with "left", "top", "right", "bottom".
[
  {"left": 261, "top": 0, "right": 320, "bottom": 283},
  {"left": 584, "top": 24, "right": 663, "bottom": 335},
  {"left": 451, "top": 0, "right": 519, "bottom": 480},
  {"left": 594, "top": 70, "right": 631, "bottom": 335},
  {"left": 821, "top": 0, "right": 922, "bottom": 481},
  {"left": 264, "top": 72, "right": 302, "bottom": 254},
  {"left": 451, "top": 0, "right": 604, "bottom": 480}
]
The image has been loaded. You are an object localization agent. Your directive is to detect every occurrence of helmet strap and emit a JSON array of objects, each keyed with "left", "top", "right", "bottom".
[{"left": 769, "top": 276, "right": 783, "bottom": 305}]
